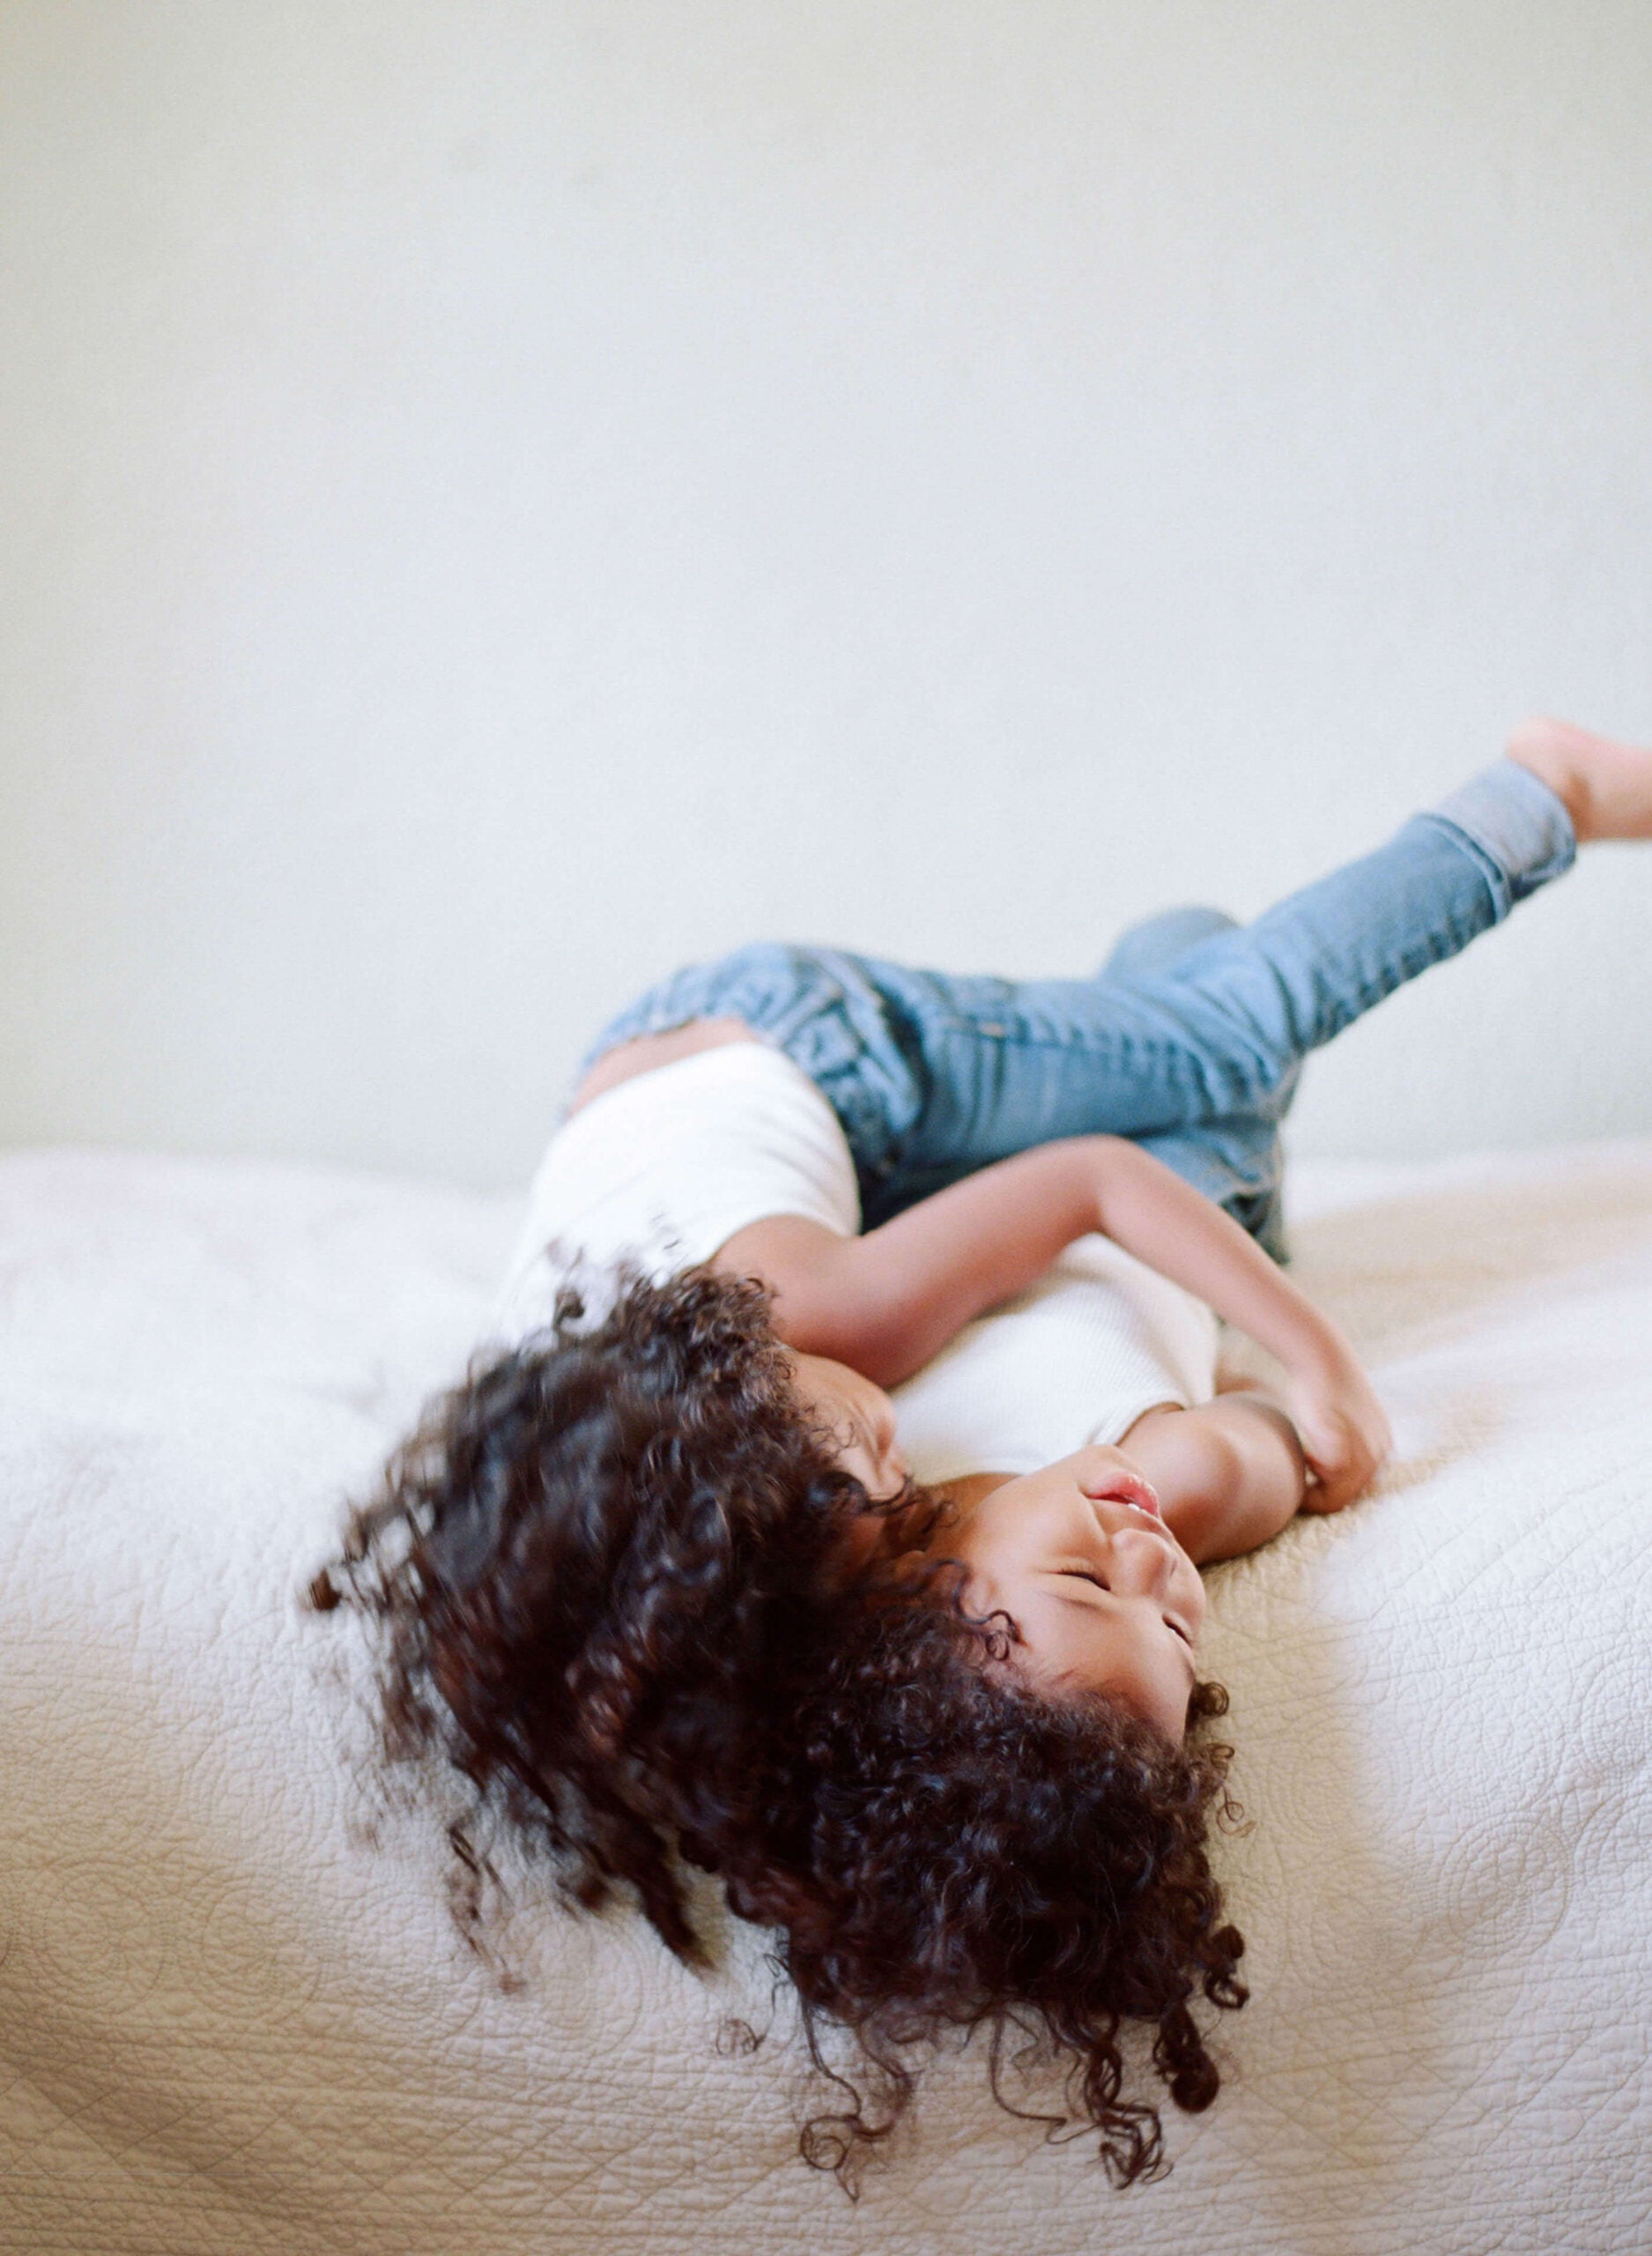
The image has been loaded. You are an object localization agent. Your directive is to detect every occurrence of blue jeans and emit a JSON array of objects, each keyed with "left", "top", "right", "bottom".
[{"left": 582, "top": 761, "right": 1575, "bottom": 1257}]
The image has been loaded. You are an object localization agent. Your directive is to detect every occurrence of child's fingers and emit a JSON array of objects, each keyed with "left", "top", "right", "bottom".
[
  {"left": 1298, "top": 1432, "right": 1381, "bottom": 1510},
  {"left": 1299, "top": 1473, "right": 1359, "bottom": 1514},
  {"left": 1290, "top": 1384, "right": 1392, "bottom": 1515}
]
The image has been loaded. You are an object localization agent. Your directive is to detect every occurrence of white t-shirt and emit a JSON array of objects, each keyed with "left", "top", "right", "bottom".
[
  {"left": 490, "top": 1041, "right": 1217, "bottom": 1481},
  {"left": 489, "top": 1043, "right": 861, "bottom": 1340},
  {"left": 890, "top": 1236, "right": 1217, "bottom": 1481}
]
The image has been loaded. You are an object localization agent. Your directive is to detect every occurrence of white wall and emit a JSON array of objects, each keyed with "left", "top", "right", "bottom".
[{"left": 4, "top": 0, "right": 1649, "bottom": 1191}]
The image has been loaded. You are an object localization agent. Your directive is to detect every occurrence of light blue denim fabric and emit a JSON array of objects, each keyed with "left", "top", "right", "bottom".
[{"left": 582, "top": 760, "right": 1575, "bottom": 1256}]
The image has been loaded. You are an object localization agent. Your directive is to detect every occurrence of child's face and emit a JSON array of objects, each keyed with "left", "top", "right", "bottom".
[
  {"left": 787, "top": 1362, "right": 1205, "bottom": 1740},
  {"left": 937, "top": 1447, "right": 1207, "bottom": 1743}
]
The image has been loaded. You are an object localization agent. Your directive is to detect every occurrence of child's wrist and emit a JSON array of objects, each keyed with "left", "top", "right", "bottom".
[{"left": 1278, "top": 1317, "right": 1359, "bottom": 1388}]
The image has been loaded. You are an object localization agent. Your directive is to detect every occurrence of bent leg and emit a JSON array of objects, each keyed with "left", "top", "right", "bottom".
[
  {"left": 574, "top": 761, "right": 1579, "bottom": 1237},
  {"left": 863, "top": 760, "right": 1575, "bottom": 1227}
]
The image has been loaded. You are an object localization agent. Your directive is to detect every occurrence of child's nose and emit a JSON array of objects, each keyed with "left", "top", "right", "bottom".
[{"left": 1106, "top": 1525, "right": 1179, "bottom": 1597}]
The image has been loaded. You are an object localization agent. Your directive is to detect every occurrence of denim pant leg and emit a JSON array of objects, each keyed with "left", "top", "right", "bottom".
[
  {"left": 855, "top": 760, "right": 1575, "bottom": 1232},
  {"left": 1097, "top": 907, "right": 1294, "bottom": 1255},
  {"left": 582, "top": 761, "right": 1574, "bottom": 1243}
]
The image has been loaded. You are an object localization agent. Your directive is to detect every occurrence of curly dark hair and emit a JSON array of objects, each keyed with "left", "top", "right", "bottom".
[{"left": 312, "top": 1265, "right": 1247, "bottom": 2191}]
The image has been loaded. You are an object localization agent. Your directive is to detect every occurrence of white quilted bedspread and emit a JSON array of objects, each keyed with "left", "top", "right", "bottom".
[{"left": 3, "top": 1141, "right": 1650, "bottom": 2256}]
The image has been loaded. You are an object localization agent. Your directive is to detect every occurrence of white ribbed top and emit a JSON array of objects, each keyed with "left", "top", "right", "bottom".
[
  {"left": 890, "top": 1236, "right": 1218, "bottom": 1483},
  {"left": 488, "top": 1042, "right": 859, "bottom": 1341}
]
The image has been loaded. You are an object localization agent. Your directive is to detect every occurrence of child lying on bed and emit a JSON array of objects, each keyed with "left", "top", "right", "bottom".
[{"left": 322, "top": 716, "right": 1652, "bottom": 2192}]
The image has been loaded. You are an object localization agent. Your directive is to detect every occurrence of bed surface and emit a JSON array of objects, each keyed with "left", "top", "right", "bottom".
[{"left": 3, "top": 1139, "right": 1650, "bottom": 2256}]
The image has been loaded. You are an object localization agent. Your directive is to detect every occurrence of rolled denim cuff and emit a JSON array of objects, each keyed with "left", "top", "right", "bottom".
[{"left": 1425, "top": 758, "right": 1577, "bottom": 916}]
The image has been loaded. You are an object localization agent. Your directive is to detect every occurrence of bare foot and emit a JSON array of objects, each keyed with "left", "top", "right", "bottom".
[{"left": 1506, "top": 716, "right": 1652, "bottom": 842}]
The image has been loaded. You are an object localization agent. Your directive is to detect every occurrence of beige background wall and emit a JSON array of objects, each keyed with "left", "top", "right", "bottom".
[{"left": 3, "top": 1, "right": 1648, "bottom": 1191}]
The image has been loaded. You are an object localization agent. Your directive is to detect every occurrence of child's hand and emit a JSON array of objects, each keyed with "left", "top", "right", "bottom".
[{"left": 1284, "top": 1357, "right": 1392, "bottom": 1510}]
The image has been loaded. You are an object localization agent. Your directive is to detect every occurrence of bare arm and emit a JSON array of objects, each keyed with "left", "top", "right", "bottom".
[
  {"left": 715, "top": 1134, "right": 1389, "bottom": 1503},
  {"left": 1123, "top": 1395, "right": 1309, "bottom": 1564}
]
